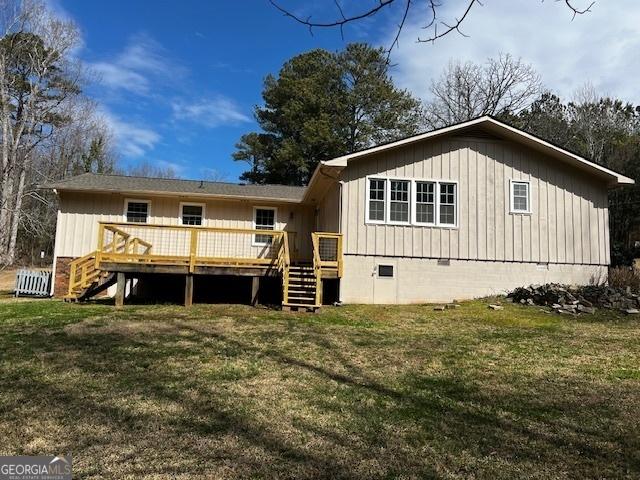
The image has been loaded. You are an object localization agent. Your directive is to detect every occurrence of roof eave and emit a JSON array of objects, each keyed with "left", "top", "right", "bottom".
[{"left": 50, "top": 186, "right": 304, "bottom": 204}]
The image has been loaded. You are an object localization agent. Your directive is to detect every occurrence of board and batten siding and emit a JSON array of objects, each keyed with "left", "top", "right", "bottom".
[
  {"left": 339, "top": 136, "right": 610, "bottom": 266},
  {"left": 54, "top": 191, "right": 315, "bottom": 259},
  {"left": 317, "top": 182, "right": 341, "bottom": 233}
]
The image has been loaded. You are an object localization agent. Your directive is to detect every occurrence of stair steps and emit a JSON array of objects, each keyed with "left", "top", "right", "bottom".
[{"left": 282, "top": 263, "right": 320, "bottom": 312}]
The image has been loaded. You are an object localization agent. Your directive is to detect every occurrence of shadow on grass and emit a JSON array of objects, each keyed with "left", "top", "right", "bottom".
[{"left": 0, "top": 310, "right": 638, "bottom": 478}]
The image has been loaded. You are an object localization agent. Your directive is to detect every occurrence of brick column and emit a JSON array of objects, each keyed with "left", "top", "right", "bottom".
[{"left": 54, "top": 257, "right": 75, "bottom": 298}]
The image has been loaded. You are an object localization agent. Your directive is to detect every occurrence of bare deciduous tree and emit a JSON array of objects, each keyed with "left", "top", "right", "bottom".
[
  {"left": 423, "top": 53, "right": 543, "bottom": 128},
  {"left": 0, "top": 0, "right": 83, "bottom": 265},
  {"left": 270, "top": 0, "right": 595, "bottom": 58}
]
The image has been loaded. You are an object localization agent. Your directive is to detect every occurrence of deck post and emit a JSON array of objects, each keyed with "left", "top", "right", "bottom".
[
  {"left": 185, "top": 274, "right": 194, "bottom": 307},
  {"left": 251, "top": 276, "right": 260, "bottom": 306},
  {"left": 115, "top": 272, "right": 126, "bottom": 308}
]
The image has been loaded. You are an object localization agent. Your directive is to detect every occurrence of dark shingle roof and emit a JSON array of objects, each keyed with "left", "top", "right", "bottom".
[{"left": 42, "top": 173, "right": 307, "bottom": 202}]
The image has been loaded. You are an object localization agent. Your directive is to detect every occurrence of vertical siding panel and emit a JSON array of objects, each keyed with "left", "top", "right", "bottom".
[
  {"left": 503, "top": 145, "right": 514, "bottom": 261},
  {"left": 486, "top": 142, "right": 496, "bottom": 260},
  {"left": 476, "top": 142, "right": 487, "bottom": 259},
  {"left": 564, "top": 174, "right": 575, "bottom": 263},
  {"left": 571, "top": 179, "right": 582, "bottom": 263},
  {"left": 494, "top": 143, "right": 505, "bottom": 261},
  {"left": 450, "top": 143, "right": 460, "bottom": 258},
  {"left": 468, "top": 144, "right": 477, "bottom": 259},
  {"left": 529, "top": 151, "right": 539, "bottom": 262},
  {"left": 538, "top": 157, "right": 549, "bottom": 263},
  {"left": 521, "top": 151, "right": 532, "bottom": 262},
  {"left": 551, "top": 169, "right": 561, "bottom": 263},
  {"left": 458, "top": 145, "right": 469, "bottom": 259}
]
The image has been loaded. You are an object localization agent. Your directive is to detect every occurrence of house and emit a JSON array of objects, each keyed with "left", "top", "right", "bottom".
[{"left": 44, "top": 116, "right": 634, "bottom": 308}]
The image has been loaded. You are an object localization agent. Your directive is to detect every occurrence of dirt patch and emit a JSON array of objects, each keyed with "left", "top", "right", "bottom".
[{"left": 0, "top": 268, "right": 16, "bottom": 292}]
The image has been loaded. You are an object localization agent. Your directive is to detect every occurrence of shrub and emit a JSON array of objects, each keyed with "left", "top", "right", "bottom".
[{"left": 608, "top": 266, "right": 640, "bottom": 292}]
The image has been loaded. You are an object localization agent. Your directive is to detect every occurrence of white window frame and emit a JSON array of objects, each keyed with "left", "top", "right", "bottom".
[
  {"left": 252, "top": 206, "right": 277, "bottom": 246},
  {"left": 387, "top": 179, "right": 411, "bottom": 225},
  {"left": 437, "top": 182, "right": 458, "bottom": 227},
  {"left": 510, "top": 180, "right": 531, "bottom": 214},
  {"left": 365, "top": 177, "right": 387, "bottom": 225},
  {"left": 366, "top": 176, "right": 458, "bottom": 229},
  {"left": 123, "top": 198, "right": 151, "bottom": 223},
  {"left": 413, "top": 180, "right": 437, "bottom": 227},
  {"left": 179, "top": 202, "right": 206, "bottom": 226}
]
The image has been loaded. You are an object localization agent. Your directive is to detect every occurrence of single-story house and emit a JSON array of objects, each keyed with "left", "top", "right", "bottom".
[{"left": 44, "top": 116, "right": 634, "bottom": 309}]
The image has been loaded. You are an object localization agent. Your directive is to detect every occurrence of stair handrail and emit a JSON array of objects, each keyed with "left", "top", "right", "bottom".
[
  {"left": 311, "top": 233, "right": 323, "bottom": 305},
  {"left": 277, "top": 232, "right": 291, "bottom": 303}
]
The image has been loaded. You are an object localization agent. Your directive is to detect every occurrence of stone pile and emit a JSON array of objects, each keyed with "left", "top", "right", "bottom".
[{"left": 507, "top": 283, "right": 640, "bottom": 315}]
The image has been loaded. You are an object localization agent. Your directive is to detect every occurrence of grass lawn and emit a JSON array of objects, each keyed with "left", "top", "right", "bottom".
[{"left": 0, "top": 300, "right": 639, "bottom": 479}]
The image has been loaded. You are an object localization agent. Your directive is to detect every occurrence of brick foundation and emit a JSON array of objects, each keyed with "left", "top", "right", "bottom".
[{"left": 54, "top": 256, "right": 75, "bottom": 297}]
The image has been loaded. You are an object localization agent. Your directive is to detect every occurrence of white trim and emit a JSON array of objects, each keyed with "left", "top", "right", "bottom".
[
  {"left": 323, "top": 116, "right": 634, "bottom": 186},
  {"left": 252, "top": 206, "right": 277, "bottom": 246},
  {"left": 509, "top": 179, "right": 532, "bottom": 214},
  {"left": 365, "top": 177, "right": 387, "bottom": 225},
  {"left": 386, "top": 179, "right": 411, "bottom": 226},
  {"left": 179, "top": 201, "right": 206, "bottom": 226},
  {"left": 123, "top": 198, "right": 151, "bottom": 223},
  {"left": 412, "top": 180, "right": 437, "bottom": 227},
  {"left": 437, "top": 181, "right": 458, "bottom": 228},
  {"left": 366, "top": 176, "right": 458, "bottom": 229}
]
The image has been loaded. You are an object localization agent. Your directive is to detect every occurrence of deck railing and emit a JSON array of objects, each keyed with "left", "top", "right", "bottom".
[
  {"left": 96, "top": 222, "right": 291, "bottom": 273},
  {"left": 312, "top": 232, "right": 343, "bottom": 277}
]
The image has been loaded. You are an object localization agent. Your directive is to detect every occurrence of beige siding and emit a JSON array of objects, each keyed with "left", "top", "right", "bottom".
[
  {"left": 340, "top": 136, "right": 610, "bottom": 265},
  {"left": 316, "top": 182, "right": 340, "bottom": 233},
  {"left": 54, "top": 192, "right": 315, "bottom": 260}
]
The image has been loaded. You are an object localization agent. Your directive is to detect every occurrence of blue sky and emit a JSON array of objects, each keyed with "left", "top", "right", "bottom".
[{"left": 51, "top": 0, "right": 640, "bottom": 182}]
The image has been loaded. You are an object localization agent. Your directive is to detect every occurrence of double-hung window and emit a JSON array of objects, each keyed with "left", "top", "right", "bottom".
[
  {"left": 415, "top": 181, "right": 435, "bottom": 224},
  {"left": 254, "top": 207, "right": 276, "bottom": 245},
  {"left": 439, "top": 183, "right": 456, "bottom": 226},
  {"left": 510, "top": 180, "right": 530, "bottom": 213},
  {"left": 389, "top": 180, "right": 410, "bottom": 223},
  {"left": 125, "top": 200, "right": 149, "bottom": 223},
  {"left": 366, "top": 178, "right": 457, "bottom": 227},
  {"left": 181, "top": 204, "right": 203, "bottom": 226},
  {"left": 368, "top": 179, "right": 386, "bottom": 222}
]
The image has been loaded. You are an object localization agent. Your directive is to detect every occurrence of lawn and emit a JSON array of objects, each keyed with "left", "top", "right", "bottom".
[{"left": 0, "top": 300, "right": 639, "bottom": 479}]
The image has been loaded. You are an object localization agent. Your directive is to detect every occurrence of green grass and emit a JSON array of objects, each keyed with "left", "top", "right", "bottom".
[{"left": 0, "top": 299, "right": 639, "bottom": 479}]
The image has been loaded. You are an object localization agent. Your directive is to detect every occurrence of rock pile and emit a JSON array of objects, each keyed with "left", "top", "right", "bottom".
[{"left": 508, "top": 283, "right": 640, "bottom": 315}]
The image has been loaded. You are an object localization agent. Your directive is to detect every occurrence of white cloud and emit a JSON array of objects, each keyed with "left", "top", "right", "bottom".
[
  {"left": 385, "top": 0, "right": 640, "bottom": 105},
  {"left": 91, "top": 33, "right": 183, "bottom": 95},
  {"left": 99, "top": 109, "right": 160, "bottom": 157},
  {"left": 171, "top": 96, "right": 252, "bottom": 128}
]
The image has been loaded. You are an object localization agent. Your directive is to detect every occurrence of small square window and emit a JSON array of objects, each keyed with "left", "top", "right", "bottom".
[{"left": 378, "top": 265, "right": 394, "bottom": 277}]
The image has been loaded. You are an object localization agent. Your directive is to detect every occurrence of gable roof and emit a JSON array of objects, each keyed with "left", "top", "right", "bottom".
[
  {"left": 43, "top": 173, "right": 307, "bottom": 203},
  {"left": 308, "top": 116, "right": 634, "bottom": 196}
]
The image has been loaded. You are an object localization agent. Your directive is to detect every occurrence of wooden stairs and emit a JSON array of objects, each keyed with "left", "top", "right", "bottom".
[
  {"left": 64, "top": 251, "right": 114, "bottom": 301},
  {"left": 282, "top": 264, "right": 321, "bottom": 312}
]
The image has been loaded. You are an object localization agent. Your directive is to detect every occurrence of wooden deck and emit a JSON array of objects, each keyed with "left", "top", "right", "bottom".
[{"left": 66, "top": 222, "right": 343, "bottom": 309}]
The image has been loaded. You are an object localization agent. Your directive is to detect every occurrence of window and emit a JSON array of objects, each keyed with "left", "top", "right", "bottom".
[
  {"left": 439, "top": 183, "right": 456, "bottom": 226},
  {"left": 254, "top": 207, "right": 276, "bottom": 245},
  {"left": 125, "top": 200, "right": 149, "bottom": 223},
  {"left": 389, "top": 180, "right": 410, "bottom": 223},
  {"left": 415, "top": 181, "right": 435, "bottom": 224},
  {"left": 181, "top": 204, "right": 203, "bottom": 226},
  {"left": 368, "top": 178, "right": 386, "bottom": 222},
  {"left": 511, "top": 181, "right": 530, "bottom": 213},
  {"left": 378, "top": 265, "right": 394, "bottom": 277}
]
